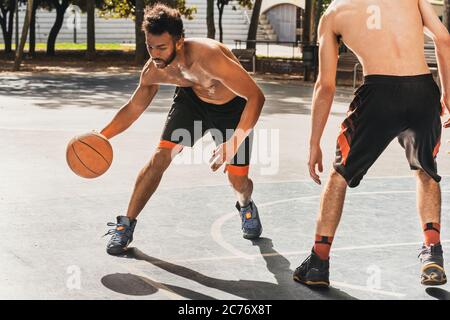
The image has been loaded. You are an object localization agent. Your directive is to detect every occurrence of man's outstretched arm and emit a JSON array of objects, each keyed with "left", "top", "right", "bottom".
[{"left": 101, "top": 65, "right": 159, "bottom": 139}]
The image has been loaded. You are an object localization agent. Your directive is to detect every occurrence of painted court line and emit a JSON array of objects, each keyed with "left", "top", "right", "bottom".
[
  {"left": 330, "top": 281, "right": 407, "bottom": 298},
  {"left": 211, "top": 190, "right": 450, "bottom": 259},
  {"left": 172, "top": 239, "right": 450, "bottom": 264},
  {"left": 161, "top": 175, "right": 450, "bottom": 191},
  {"left": 121, "top": 264, "right": 183, "bottom": 300}
]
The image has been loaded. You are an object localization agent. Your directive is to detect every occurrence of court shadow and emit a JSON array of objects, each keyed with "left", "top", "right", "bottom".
[
  {"left": 110, "top": 239, "right": 356, "bottom": 300},
  {"left": 101, "top": 273, "right": 216, "bottom": 299},
  {"left": 0, "top": 74, "right": 350, "bottom": 116},
  {"left": 425, "top": 287, "right": 450, "bottom": 300},
  {"left": 0, "top": 74, "right": 174, "bottom": 111},
  {"left": 250, "top": 237, "right": 357, "bottom": 300}
]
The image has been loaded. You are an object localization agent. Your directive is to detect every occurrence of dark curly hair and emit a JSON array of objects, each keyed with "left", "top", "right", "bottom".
[{"left": 142, "top": 3, "right": 185, "bottom": 40}]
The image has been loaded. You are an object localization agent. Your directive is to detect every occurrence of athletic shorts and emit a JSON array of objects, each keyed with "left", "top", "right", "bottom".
[
  {"left": 334, "top": 73, "right": 443, "bottom": 188},
  {"left": 159, "top": 86, "right": 253, "bottom": 176}
]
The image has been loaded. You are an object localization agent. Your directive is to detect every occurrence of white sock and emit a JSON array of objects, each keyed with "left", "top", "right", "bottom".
[{"left": 238, "top": 198, "right": 252, "bottom": 208}]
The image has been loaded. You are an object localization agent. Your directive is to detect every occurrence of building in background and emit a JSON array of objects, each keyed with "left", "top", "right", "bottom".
[{"left": 259, "top": 1, "right": 304, "bottom": 42}]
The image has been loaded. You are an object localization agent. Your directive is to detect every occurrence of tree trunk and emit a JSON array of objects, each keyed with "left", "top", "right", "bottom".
[
  {"left": 0, "top": 7, "right": 11, "bottom": 52},
  {"left": 46, "top": 0, "right": 69, "bottom": 56},
  {"left": 7, "top": 4, "right": 15, "bottom": 52},
  {"left": 207, "top": 0, "right": 215, "bottom": 39},
  {"left": 135, "top": 0, "right": 147, "bottom": 65},
  {"left": 0, "top": 18, "right": 6, "bottom": 51},
  {"left": 13, "top": 0, "right": 34, "bottom": 71},
  {"left": 246, "top": 0, "right": 262, "bottom": 49},
  {"left": 29, "top": 0, "right": 39, "bottom": 57},
  {"left": 86, "top": 0, "right": 95, "bottom": 60},
  {"left": 0, "top": 3, "right": 16, "bottom": 53},
  {"left": 217, "top": 2, "right": 224, "bottom": 43},
  {"left": 303, "top": 0, "right": 313, "bottom": 44},
  {"left": 313, "top": 0, "right": 323, "bottom": 43}
]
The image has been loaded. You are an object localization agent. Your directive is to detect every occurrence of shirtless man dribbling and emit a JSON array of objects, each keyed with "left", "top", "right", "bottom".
[{"left": 100, "top": 3, "right": 265, "bottom": 255}]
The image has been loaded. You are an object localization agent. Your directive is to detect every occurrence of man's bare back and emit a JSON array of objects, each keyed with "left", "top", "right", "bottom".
[
  {"left": 308, "top": 0, "right": 450, "bottom": 185},
  {"left": 326, "top": 0, "right": 430, "bottom": 75},
  {"left": 142, "top": 37, "right": 242, "bottom": 104}
]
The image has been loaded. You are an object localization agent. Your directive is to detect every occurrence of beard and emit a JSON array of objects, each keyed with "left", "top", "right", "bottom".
[{"left": 152, "top": 47, "right": 177, "bottom": 69}]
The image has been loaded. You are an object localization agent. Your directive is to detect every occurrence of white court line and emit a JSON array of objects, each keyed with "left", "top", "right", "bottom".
[
  {"left": 159, "top": 175, "right": 450, "bottom": 191},
  {"left": 120, "top": 264, "right": 183, "bottom": 300},
  {"left": 207, "top": 189, "right": 450, "bottom": 298},
  {"left": 120, "top": 188, "right": 449, "bottom": 299},
  {"left": 330, "top": 281, "right": 406, "bottom": 298},
  {"left": 211, "top": 190, "right": 450, "bottom": 259},
  {"left": 210, "top": 212, "right": 255, "bottom": 260},
  {"left": 172, "top": 239, "right": 450, "bottom": 264}
]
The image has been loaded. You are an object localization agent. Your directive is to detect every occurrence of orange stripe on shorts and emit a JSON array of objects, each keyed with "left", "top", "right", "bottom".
[
  {"left": 226, "top": 165, "right": 249, "bottom": 176},
  {"left": 158, "top": 140, "right": 184, "bottom": 153},
  {"left": 337, "top": 126, "right": 351, "bottom": 165},
  {"left": 433, "top": 138, "right": 441, "bottom": 158}
]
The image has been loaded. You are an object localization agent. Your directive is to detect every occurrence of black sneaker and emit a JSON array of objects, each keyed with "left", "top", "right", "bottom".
[
  {"left": 103, "top": 216, "right": 137, "bottom": 255},
  {"left": 419, "top": 243, "right": 447, "bottom": 286},
  {"left": 293, "top": 249, "right": 330, "bottom": 288}
]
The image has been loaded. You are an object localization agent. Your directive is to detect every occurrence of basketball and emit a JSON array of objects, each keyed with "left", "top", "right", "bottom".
[{"left": 66, "top": 132, "right": 113, "bottom": 179}]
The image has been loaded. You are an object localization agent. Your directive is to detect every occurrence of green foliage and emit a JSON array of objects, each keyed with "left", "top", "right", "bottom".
[
  {"left": 231, "top": 0, "right": 252, "bottom": 11},
  {"left": 98, "top": 0, "right": 196, "bottom": 20},
  {"left": 320, "top": 0, "right": 332, "bottom": 16}
]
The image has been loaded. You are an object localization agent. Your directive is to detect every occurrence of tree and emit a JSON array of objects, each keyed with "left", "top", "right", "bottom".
[
  {"left": 216, "top": 0, "right": 229, "bottom": 43},
  {"left": 13, "top": 0, "right": 33, "bottom": 70},
  {"left": 301, "top": 0, "right": 331, "bottom": 44},
  {"left": 135, "top": 0, "right": 144, "bottom": 64},
  {"left": 216, "top": 0, "right": 251, "bottom": 43},
  {"left": 29, "top": 0, "right": 40, "bottom": 56},
  {"left": 302, "top": 0, "right": 313, "bottom": 43},
  {"left": 46, "top": 0, "right": 70, "bottom": 55},
  {"left": 76, "top": 0, "right": 105, "bottom": 59},
  {"left": 246, "top": 0, "right": 261, "bottom": 49},
  {"left": 44, "top": 0, "right": 104, "bottom": 56},
  {"left": 0, "top": 0, "right": 17, "bottom": 53},
  {"left": 99, "top": 0, "right": 196, "bottom": 64},
  {"left": 313, "top": 0, "right": 323, "bottom": 43},
  {"left": 86, "top": 0, "right": 95, "bottom": 59},
  {"left": 206, "top": 0, "right": 214, "bottom": 39}
]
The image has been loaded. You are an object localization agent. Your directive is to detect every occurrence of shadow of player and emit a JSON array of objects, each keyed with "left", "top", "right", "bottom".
[{"left": 101, "top": 237, "right": 357, "bottom": 300}]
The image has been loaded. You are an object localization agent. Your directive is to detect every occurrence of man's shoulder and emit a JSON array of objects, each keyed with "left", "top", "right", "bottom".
[
  {"left": 185, "top": 38, "right": 231, "bottom": 69},
  {"left": 185, "top": 38, "right": 225, "bottom": 55}
]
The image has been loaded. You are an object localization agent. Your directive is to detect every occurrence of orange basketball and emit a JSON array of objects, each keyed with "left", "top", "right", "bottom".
[{"left": 66, "top": 132, "right": 113, "bottom": 179}]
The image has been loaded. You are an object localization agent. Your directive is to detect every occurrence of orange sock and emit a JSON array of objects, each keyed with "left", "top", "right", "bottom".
[
  {"left": 313, "top": 235, "right": 334, "bottom": 260},
  {"left": 423, "top": 223, "right": 440, "bottom": 246}
]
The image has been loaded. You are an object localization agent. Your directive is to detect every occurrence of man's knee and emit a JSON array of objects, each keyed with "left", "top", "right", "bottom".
[
  {"left": 329, "top": 169, "right": 348, "bottom": 186},
  {"left": 147, "top": 148, "right": 173, "bottom": 173},
  {"left": 330, "top": 168, "right": 345, "bottom": 181},
  {"left": 415, "top": 169, "right": 437, "bottom": 184},
  {"left": 228, "top": 172, "right": 252, "bottom": 193}
]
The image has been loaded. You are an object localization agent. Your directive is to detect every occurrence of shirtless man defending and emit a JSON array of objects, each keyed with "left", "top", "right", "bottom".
[
  {"left": 294, "top": 0, "right": 450, "bottom": 287},
  {"left": 100, "top": 4, "right": 265, "bottom": 255}
]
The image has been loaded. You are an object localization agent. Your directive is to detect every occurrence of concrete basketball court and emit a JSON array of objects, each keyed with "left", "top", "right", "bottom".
[{"left": 0, "top": 73, "right": 449, "bottom": 300}]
